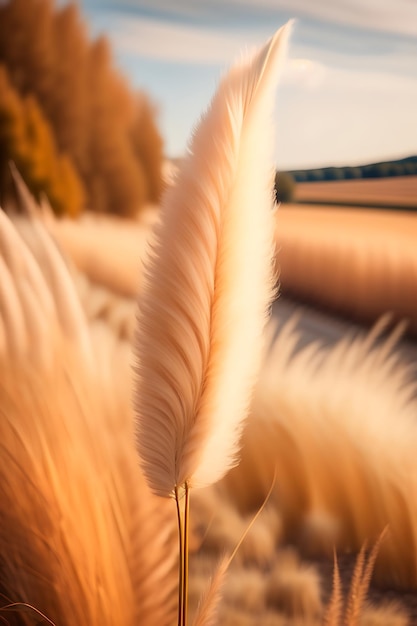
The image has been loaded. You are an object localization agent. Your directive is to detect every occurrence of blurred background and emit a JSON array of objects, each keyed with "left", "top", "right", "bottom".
[
  {"left": 74, "top": 0, "right": 417, "bottom": 171},
  {"left": 0, "top": 0, "right": 416, "bottom": 356}
]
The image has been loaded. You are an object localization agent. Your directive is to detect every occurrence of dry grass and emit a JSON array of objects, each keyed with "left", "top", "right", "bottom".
[
  {"left": 223, "top": 316, "right": 417, "bottom": 589},
  {"left": 189, "top": 493, "right": 410, "bottom": 625},
  {"left": 293, "top": 177, "right": 417, "bottom": 209},
  {"left": 321, "top": 532, "right": 393, "bottom": 626},
  {"left": 2, "top": 211, "right": 413, "bottom": 624},
  {"left": 189, "top": 520, "right": 324, "bottom": 625},
  {"left": 42, "top": 208, "right": 157, "bottom": 297},
  {"left": 75, "top": 272, "right": 137, "bottom": 339},
  {"left": 265, "top": 550, "right": 323, "bottom": 619},
  {"left": 0, "top": 211, "right": 178, "bottom": 625},
  {"left": 0, "top": 362, "right": 177, "bottom": 626},
  {"left": 38, "top": 200, "right": 417, "bottom": 340},
  {"left": 359, "top": 602, "right": 410, "bottom": 626},
  {"left": 275, "top": 205, "right": 417, "bottom": 333},
  {"left": 223, "top": 567, "right": 266, "bottom": 614},
  {"left": 191, "top": 487, "right": 282, "bottom": 568},
  {"left": 28, "top": 187, "right": 417, "bottom": 344}
]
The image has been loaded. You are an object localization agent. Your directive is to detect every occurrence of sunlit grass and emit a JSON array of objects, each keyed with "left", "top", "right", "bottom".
[{"left": 276, "top": 206, "right": 417, "bottom": 333}]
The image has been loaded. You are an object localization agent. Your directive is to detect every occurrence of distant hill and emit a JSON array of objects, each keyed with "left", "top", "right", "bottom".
[{"left": 287, "top": 156, "right": 417, "bottom": 183}]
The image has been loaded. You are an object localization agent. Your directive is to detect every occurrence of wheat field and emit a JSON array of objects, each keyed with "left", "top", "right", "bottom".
[
  {"left": 293, "top": 177, "right": 417, "bottom": 209},
  {"left": 276, "top": 205, "right": 417, "bottom": 334}
]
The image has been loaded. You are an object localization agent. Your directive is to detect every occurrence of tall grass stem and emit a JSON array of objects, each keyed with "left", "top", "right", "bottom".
[
  {"left": 182, "top": 483, "right": 190, "bottom": 626},
  {"left": 175, "top": 486, "right": 184, "bottom": 626}
]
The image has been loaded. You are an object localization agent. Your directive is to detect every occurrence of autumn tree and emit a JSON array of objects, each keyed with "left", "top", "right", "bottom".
[
  {"left": 130, "top": 95, "right": 165, "bottom": 203},
  {"left": 0, "top": 0, "right": 55, "bottom": 101},
  {"left": 49, "top": 2, "right": 90, "bottom": 172},
  {"left": 0, "top": 64, "right": 85, "bottom": 216},
  {"left": 0, "top": 64, "right": 27, "bottom": 191},
  {"left": 87, "top": 36, "right": 149, "bottom": 216},
  {"left": 0, "top": 0, "right": 165, "bottom": 217}
]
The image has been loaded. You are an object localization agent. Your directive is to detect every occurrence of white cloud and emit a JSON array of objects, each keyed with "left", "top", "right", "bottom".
[
  {"left": 108, "top": 16, "right": 328, "bottom": 89},
  {"left": 96, "top": 0, "right": 417, "bottom": 38},
  {"left": 100, "top": 15, "right": 267, "bottom": 65},
  {"left": 265, "top": 0, "right": 417, "bottom": 38},
  {"left": 275, "top": 65, "right": 417, "bottom": 169},
  {"left": 283, "top": 58, "right": 327, "bottom": 88},
  {"left": 93, "top": 9, "right": 416, "bottom": 83}
]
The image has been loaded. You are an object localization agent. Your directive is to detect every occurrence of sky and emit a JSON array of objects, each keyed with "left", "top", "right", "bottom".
[{"left": 73, "top": 0, "right": 417, "bottom": 170}]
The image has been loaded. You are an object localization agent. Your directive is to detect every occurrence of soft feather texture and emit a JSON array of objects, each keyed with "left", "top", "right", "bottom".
[
  {"left": 192, "top": 557, "right": 229, "bottom": 626},
  {"left": 0, "top": 209, "right": 177, "bottom": 625},
  {"left": 134, "top": 24, "right": 291, "bottom": 497},
  {"left": 0, "top": 168, "right": 92, "bottom": 367},
  {"left": 223, "top": 315, "right": 417, "bottom": 588}
]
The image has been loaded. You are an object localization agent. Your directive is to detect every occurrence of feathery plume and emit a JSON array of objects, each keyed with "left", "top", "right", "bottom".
[
  {"left": 344, "top": 528, "right": 388, "bottom": 626},
  {"left": 192, "top": 557, "right": 229, "bottom": 626},
  {"left": 8, "top": 170, "right": 95, "bottom": 368},
  {"left": 0, "top": 208, "right": 178, "bottom": 626},
  {"left": 134, "top": 22, "right": 292, "bottom": 499},
  {"left": 323, "top": 550, "right": 342, "bottom": 626}
]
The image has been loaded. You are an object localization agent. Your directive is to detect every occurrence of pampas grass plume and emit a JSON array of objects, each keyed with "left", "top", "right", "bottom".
[
  {"left": 134, "top": 22, "right": 292, "bottom": 498},
  {"left": 0, "top": 209, "right": 178, "bottom": 626}
]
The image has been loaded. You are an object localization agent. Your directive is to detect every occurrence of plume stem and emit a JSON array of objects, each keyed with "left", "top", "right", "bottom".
[
  {"left": 182, "top": 482, "right": 190, "bottom": 626},
  {"left": 174, "top": 483, "right": 191, "bottom": 626},
  {"left": 175, "top": 485, "right": 184, "bottom": 626}
]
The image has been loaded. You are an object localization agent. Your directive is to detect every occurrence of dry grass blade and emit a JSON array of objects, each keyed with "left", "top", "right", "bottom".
[
  {"left": 322, "top": 530, "right": 388, "bottom": 626},
  {"left": 192, "top": 556, "right": 229, "bottom": 626},
  {"left": 9, "top": 171, "right": 94, "bottom": 368},
  {"left": 344, "top": 541, "right": 367, "bottom": 626},
  {"left": 323, "top": 549, "right": 343, "bottom": 626},
  {"left": 0, "top": 601, "right": 57, "bottom": 625},
  {"left": 192, "top": 474, "right": 276, "bottom": 625},
  {"left": 344, "top": 528, "right": 388, "bottom": 626}
]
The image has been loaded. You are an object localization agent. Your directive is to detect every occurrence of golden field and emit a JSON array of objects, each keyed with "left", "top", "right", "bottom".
[
  {"left": 46, "top": 202, "right": 417, "bottom": 337},
  {"left": 276, "top": 204, "right": 417, "bottom": 334},
  {"left": 293, "top": 176, "right": 417, "bottom": 209},
  {"left": 2, "top": 190, "right": 417, "bottom": 624}
]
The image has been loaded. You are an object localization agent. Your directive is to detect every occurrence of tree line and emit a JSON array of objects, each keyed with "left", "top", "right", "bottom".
[
  {"left": 0, "top": 0, "right": 164, "bottom": 217},
  {"left": 288, "top": 156, "right": 417, "bottom": 183}
]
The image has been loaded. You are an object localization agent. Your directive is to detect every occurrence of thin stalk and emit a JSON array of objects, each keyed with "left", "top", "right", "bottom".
[
  {"left": 182, "top": 482, "right": 190, "bottom": 626},
  {"left": 174, "top": 486, "right": 184, "bottom": 626},
  {"left": 227, "top": 470, "right": 276, "bottom": 568}
]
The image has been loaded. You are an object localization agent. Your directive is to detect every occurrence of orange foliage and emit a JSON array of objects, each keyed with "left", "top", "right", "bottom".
[
  {"left": 0, "top": 64, "right": 84, "bottom": 216},
  {"left": 0, "top": 0, "right": 164, "bottom": 216}
]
